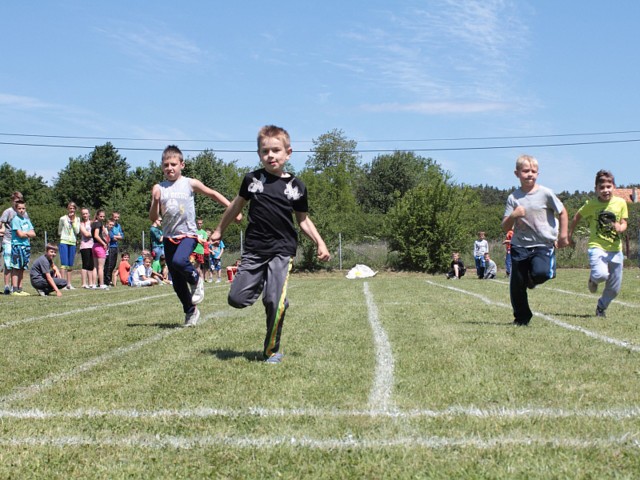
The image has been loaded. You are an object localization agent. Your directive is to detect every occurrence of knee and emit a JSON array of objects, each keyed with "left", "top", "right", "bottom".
[
  {"left": 592, "top": 271, "right": 609, "bottom": 283},
  {"left": 228, "top": 293, "right": 249, "bottom": 309}
]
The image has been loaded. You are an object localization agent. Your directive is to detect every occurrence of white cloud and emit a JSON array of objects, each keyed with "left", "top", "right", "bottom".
[
  {"left": 0, "top": 94, "right": 55, "bottom": 109},
  {"left": 98, "top": 24, "right": 204, "bottom": 68},
  {"left": 334, "top": 0, "right": 529, "bottom": 111},
  {"left": 361, "top": 101, "right": 511, "bottom": 114}
]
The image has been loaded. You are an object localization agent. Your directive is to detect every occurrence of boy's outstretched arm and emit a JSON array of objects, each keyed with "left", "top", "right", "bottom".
[
  {"left": 295, "top": 212, "right": 331, "bottom": 261},
  {"left": 149, "top": 185, "right": 161, "bottom": 222},
  {"left": 568, "top": 211, "right": 582, "bottom": 246},
  {"left": 557, "top": 207, "right": 569, "bottom": 248},
  {"left": 211, "top": 196, "right": 247, "bottom": 243},
  {"left": 616, "top": 218, "right": 628, "bottom": 234},
  {"left": 191, "top": 179, "right": 243, "bottom": 222}
]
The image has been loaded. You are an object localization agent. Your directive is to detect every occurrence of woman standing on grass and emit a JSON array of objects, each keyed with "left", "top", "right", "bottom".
[
  {"left": 91, "top": 209, "right": 110, "bottom": 290},
  {"left": 79, "top": 207, "right": 96, "bottom": 289},
  {"left": 57, "top": 201, "right": 80, "bottom": 289}
]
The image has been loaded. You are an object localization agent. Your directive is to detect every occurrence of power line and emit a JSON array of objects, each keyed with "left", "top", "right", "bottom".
[
  {"left": 2, "top": 129, "right": 640, "bottom": 144},
  {"left": 2, "top": 137, "right": 640, "bottom": 154}
]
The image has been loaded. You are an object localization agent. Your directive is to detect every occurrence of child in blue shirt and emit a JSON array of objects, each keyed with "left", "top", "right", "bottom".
[
  {"left": 11, "top": 200, "right": 36, "bottom": 296},
  {"left": 211, "top": 238, "right": 225, "bottom": 283}
]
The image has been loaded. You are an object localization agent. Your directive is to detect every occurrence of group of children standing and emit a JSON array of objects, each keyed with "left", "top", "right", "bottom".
[{"left": 446, "top": 231, "right": 497, "bottom": 280}]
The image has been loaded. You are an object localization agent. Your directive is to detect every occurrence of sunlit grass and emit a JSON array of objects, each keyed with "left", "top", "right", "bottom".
[{"left": 1, "top": 269, "right": 640, "bottom": 478}]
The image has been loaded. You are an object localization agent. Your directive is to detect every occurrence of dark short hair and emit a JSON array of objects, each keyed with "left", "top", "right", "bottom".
[
  {"left": 162, "top": 145, "right": 183, "bottom": 163},
  {"left": 595, "top": 169, "right": 615, "bottom": 187}
]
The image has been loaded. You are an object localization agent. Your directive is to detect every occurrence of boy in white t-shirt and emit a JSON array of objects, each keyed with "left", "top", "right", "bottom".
[{"left": 131, "top": 255, "right": 159, "bottom": 287}]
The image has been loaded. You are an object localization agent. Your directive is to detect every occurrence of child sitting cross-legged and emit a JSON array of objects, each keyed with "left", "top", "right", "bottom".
[{"left": 131, "top": 255, "right": 159, "bottom": 287}]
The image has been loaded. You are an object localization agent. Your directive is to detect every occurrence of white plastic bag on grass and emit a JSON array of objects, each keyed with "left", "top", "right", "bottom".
[{"left": 346, "top": 264, "right": 378, "bottom": 279}]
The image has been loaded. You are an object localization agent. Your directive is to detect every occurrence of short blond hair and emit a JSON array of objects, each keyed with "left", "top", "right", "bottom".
[
  {"left": 257, "top": 125, "right": 291, "bottom": 150},
  {"left": 515, "top": 154, "right": 538, "bottom": 171}
]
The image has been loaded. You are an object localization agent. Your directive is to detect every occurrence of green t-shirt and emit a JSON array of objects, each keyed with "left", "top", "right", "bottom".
[
  {"left": 577, "top": 196, "right": 628, "bottom": 252},
  {"left": 152, "top": 260, "right": 161, "bottom": 273},
  {"left": 193, "top": 228, "right": 207, "bottom": 255}
]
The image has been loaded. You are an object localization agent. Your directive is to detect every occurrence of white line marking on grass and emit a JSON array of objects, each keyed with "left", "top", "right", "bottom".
[
  {"left": 0, "top": 293, "right": 175, "bottom": 329},
  {"left": 4, "top": 405, "right": 640, "bottom": 420},
  {"left": 363, "top": 282, "right": 396, "bottom": 414},
  {"left": 426, "top": 280, "right": 640, "bottom": 352},
  {"left": 0, "top": 311, "right": 224, "bottom": 407},
  {"left": 1, "top": 434, "right": 638, "bottom": 450},
  {"left": 491, "top": 279, "right": 640, "bottom": 308}
]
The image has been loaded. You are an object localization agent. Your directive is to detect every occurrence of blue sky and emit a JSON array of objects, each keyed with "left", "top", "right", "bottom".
[{"left": 2, "top": 1, "right": 640, "bottom": 193}]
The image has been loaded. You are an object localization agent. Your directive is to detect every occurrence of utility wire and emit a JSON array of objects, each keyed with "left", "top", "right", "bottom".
[
  {"left": 2, "top": 138, "right": 640, "bottom": 154},
  {"left": 2, "top": 129, "right": 640, "bottom": 144}
]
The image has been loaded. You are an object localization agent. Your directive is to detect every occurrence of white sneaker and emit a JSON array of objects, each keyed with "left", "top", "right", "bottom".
[
  {"left": 183, "top": 307, "right": 200, "bottom": 327},
  {"left": 99, "top": 284, "right": 110, "bottom": 290},
  {"left": 215, "top": 279, "right": 221, "bottom": 283},
  {"left": 66, "top": 284, "right": 76, "bottom": 290},
  {"left": 191, "top": 276, "right": 204, "bottom": 305}
]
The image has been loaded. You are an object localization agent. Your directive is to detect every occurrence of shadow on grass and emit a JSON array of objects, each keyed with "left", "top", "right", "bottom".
[
  {"left": 127, "top": 322, "right": 184, "bottom": 329},
  {"left": 545, "top": 312, "right": 594, "bottom": 319},
  {"left": 203, "top": 349, "right": 264, "bottom": 362},
  {"left": 462, "top": 321, "right": 516, "bottom": 326}
]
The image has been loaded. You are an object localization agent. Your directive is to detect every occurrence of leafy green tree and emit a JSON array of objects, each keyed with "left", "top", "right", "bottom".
[
  {"left": 183, "top": 150, "right": 239, "bottom": 223},
  {"left": 298, "top": 129, "right": 366, "bottom": 269},
  {"left": 358, "top": 151, "right": 436, "bottom": 214},
  {"left": 385, "top": 169, "right": 474, "bottom": 272},
  {"left": 53, "top": 143, "right": 130, "bottom": 209},
  {"left": 0, "top": 163, "right": 53, "bottom": 205}
]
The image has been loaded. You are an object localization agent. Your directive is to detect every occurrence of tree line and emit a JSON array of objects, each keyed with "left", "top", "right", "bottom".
[{"left": 2, "top": 130, "right": 639, "bottom": 273}]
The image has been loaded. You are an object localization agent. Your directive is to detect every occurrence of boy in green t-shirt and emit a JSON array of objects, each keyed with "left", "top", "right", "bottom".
[{"left": 569, "top": 170, "right": 628, "bottom": 318}]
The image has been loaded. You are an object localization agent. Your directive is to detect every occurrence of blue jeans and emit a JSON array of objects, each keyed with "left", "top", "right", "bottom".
[
  {"left": 164, "top": 237, "right": 199, "bottom": 314},
  {"left": 510, "top": 245, "right": 556, "bottom": 324},
  {"left": 474, "top": 256, "right": 485, "bottom": 278}
]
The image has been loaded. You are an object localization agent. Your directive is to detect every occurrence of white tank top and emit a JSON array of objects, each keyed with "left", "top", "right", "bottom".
[{"left": 159, "top": 176, "right": 197, "bottom": 238}]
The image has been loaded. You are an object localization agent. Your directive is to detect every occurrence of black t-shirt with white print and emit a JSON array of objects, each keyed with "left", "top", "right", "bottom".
[{"left": 239, "top": 169, "right": 309, "bottom": 256}]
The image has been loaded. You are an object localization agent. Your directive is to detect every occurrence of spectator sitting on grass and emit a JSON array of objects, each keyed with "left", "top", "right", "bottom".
[
  {"left": 117, "top": 252, "right": 131, "bottom": 286},
  {"left": 152, "top": 254, "right": 171, "bottom": 284},
  {"left": 483, "top": 252, "right": 497, "bottom": 279},
  {"left": 446, "top": 252, "right": 466, "bottom": 279},
  {"left": 131, "top": 255, "right": 159, "bottom": 287},
  {"left": 30, "top": 243, "right": 67, "bottom": 297}
]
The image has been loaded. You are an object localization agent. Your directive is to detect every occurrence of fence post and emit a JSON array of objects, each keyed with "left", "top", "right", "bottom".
[
  {"left": 339, "top": 232, "right": 342, "bottom": 271},
  {"left": 141, "top": 231, "right": 145, "bottom": 251}
]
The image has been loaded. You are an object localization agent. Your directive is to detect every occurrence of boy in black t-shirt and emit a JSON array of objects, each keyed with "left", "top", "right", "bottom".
[{"left": 212, "top": 125, "right": 330, "bottom": 363}]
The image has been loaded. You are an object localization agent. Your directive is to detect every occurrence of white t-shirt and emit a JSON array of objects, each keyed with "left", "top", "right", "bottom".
[{"left": 132, "top": 264, "right": 152, "bottom": 284}]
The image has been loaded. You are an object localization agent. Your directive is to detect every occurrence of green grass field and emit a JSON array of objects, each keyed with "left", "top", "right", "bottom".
[{"left": 2, "top": 269, "right": 640, "bottom": 479}]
